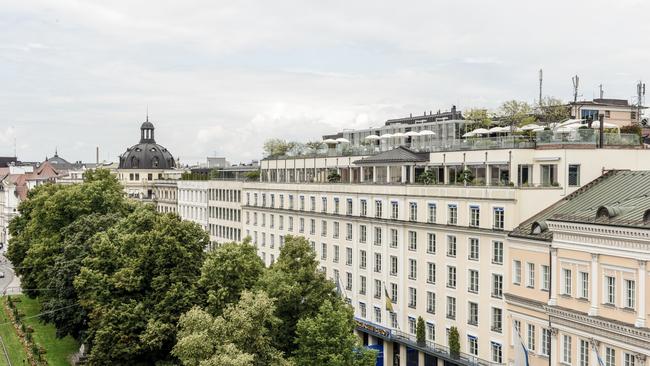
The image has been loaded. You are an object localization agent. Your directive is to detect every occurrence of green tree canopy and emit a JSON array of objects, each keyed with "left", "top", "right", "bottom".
[
  {"left": 173, "top": 291, "right": 291, "bottom": 366},
  {"left": 198, "top": 239, "right": 265, "bottom": 315},
  {"left": 263, "top": 139, "right": 299, "bottom": 158},
  {"left": 74, "top": 205, "right": 208, "bottom": 365},
  {"left": 292, "top": 300, "right": 376, "bottom": 366},
  {"left": 499, "top": 100, "right": 535, "bottom": 127},
  {"left": 537, "top": 96, "right": 569, "bottom": 123},
  {"left": 257, "top": 235, "right": 337, "bottom": 353},
  {"left": 464, "top": 108, "right": 492, "bottom": 128}
]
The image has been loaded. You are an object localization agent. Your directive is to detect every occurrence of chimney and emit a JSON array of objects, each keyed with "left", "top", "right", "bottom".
[
  {"left": 599, "top": 114, "right": 605, "bottom": 148},
  {"left": 409, "top": 113, "right": 412, "bottom": 118},
  {"left": 451, "top": 105, "right": 457, "bottom": 119},
  {"left": 96, "top": 146, "right": 99, "bottom": 165}
]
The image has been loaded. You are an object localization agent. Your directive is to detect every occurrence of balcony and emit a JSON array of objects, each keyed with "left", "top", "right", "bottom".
[{"left": 354, "top": 318, "right": 504, "bottom": 365}]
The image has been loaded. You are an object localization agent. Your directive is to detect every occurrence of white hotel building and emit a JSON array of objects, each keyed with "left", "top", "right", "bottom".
[{"left": 168, "top": 112, "right": 649, "bottom": 366}]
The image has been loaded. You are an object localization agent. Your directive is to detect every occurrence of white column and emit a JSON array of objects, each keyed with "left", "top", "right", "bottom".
[
  {"left": 360, "top": 166, "right": 365, "bottom": 182},
  {"left": 409, "top": 165, "right": 415, "bottom": 183},
  {"left": 383, "top": 341, "right": 394, "bottom": 366},
  {"left": 349, "top": 167, "right": 353, "bottom": 183},
  {"left": 386, "top": 166, "right": 391, "bottom": 183},
  {"left": 549, "top": 248, "right": 558, "bottom": 306},
  {"left": 373, "top": 166, "right": 377, "bottom": 183},
  {"left": 636, "top": 260, "right": 647, "bottom": 327},
  {"left": 400, "top": 166, "right": 406, "bottom": 183},
  {"left": 399, "top": 343, "right": 407, "bottom": 366},
  {"left": 589, "top": 254, "right": 599, "bottom": 316},
  {"left": 550, "top": 328, "right": 558, "bottom": 366}
]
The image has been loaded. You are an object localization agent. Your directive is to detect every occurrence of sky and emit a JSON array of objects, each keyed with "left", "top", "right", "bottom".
[{"left": 1, "top": 0, "right": 649, "bottom": 165}]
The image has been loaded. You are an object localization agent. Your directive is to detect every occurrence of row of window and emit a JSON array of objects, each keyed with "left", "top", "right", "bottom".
[
  {"left": 245, "top": 193, "right": 505, "bottom": 229},
  {"left": 208, "top": 188, "right": 241, "bottom": 203},
  {"left": 209, "top": 207, "right": 241, "bottom": 222},
  {"left": 561, "top": 335, "right": 636, "bottom": 366},
  {"left": 209, "top": 224, "right": 241, "bottom": 242},
  {"left": 561, "top": 268, "right": 637, "bottom": 310}
]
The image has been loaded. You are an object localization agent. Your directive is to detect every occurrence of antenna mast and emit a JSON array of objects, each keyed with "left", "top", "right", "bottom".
[
  {"left": 637, "top": 81, "right": 645, "bottom": 125},
  {"left": 572, "top": 75, "right": 580, "bottom": 103},
  {"left": 538, "top": 69, "right": 543, "bottom": 106},
  {"left": 599, "top": 84, "right": 604, "bottom": 99}
]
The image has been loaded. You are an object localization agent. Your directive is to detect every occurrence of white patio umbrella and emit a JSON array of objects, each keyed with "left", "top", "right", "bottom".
[
  {"left": 520, "top": 123, "right": 541, "bottom": 131},
  {"left": 322, "top": 138, "right": 338, "bottom": 144},
  {"left": 488, "top": 127, "right": 502, "bottom": 134},
  {"left": 392, "top": 132, "right": 406, "bottom": 138},
  {"left": 419, "top": 130, "right": 435, "bottom": 136},
  {"left": 335, "top": 137, "right": 350, "bottom": 143},
  {"left": 365, "top": 134, "right": 380, "bottom": 140},
  {"left": 462, "top": 132, "right": 475, "bottom": 138},
  {"left": 471, "top": 128, "right": 490, "bottom": 135},
  {"left": 404, "top": 131, "right": 420, "bottom": 137},
  {"left": 555, "top": 127, "right": 573, "bottom": 133},
  {"left": 379, "top": 133, "right": 393, "bottom": 139},
  {"left": 499, "top": 126, "right": 521, "bottom": 133}
]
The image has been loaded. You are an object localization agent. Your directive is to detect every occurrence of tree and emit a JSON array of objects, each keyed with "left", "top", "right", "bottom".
[
  {"left": 304, "top": 141, "right": 324, "bottom": 155},
  {"left": 538, "top": 97, "right": 569, "bottom": 123},
  {"left": 499, "top": 100, "right": 534, "bottom": 127},
  {"left": 243, "top": 170, "right": 260, "bottom": 181},
  {"left": 257, "top": 235, "right": 337, "bottom": 353},
  {"left": 327, "top": 170, "right": 341, "bottom": 183},
  {"left": 75, "top": 205, "right": 208, "bottom": 365},
  {"left": 173, "top": 291, "right": 291, "bottom": 366},
  {"left": 198, "top": 239, "right": 265, "bottom": 315},
  {"left": 292, "top": 300, "right": 376, "bottom": 366},
  {"left": 416, "top": 316, "right": 425, "bottom": 345},
  {"left": 263, "top": 139, "right": 298, "bottom": 158},
  {"left": 464, "top": 108, "right": 492, "bottom": 128},
  {"left": 416, "top": 169, "right": 437, "bottom": 185},
  {"left": 621, "top": 124, "right": 642, "bottom": 136},
  {"left": 448, "top": 326, "right": 460, "bottom": 358}
]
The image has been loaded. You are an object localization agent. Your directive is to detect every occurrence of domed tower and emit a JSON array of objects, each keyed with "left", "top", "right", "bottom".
[{"left": 118, "top": 117, "right": 176, "bottom": 200}]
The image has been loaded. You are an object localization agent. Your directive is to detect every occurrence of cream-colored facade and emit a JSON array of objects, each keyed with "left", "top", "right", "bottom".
[
  {"left": 207, "top": 180, "right": 243, "bottom": 249},
  {"left": 153, "top": 180, "right": 178, "bottom": 214}
]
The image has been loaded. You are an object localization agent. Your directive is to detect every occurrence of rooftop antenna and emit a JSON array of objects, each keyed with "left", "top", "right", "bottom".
[
  {"left": 636, "top": 80, "right": 645, "bottom": 124},
  {"left": 599, "top": 84, "right": 604, "bottom": 99},
  {"left": 146, "top": 105, "right": 149, "bottom": 122},
  {"left": 538, "top": 69, "right": 543, "bottom": 106},
  {"left": 572, "top": 75, "right": 580, "bottom": 103}
]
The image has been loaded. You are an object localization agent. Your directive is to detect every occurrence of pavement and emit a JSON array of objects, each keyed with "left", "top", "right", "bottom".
[{"left": 0, "top": 252, "right": 20, "bottom": 296}]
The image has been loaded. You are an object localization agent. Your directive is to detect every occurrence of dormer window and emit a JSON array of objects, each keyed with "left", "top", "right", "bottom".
[
  {"left": 530, "top": 221, "right": 548, "bottom": 235},
  {"left": 644, "top": 209, "right": 650, "bottom": 225}
]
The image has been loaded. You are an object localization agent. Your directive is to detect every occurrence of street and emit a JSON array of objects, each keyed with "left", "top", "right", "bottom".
[{"left": 0, "top": 253, "right": 20, "bottom": 296}]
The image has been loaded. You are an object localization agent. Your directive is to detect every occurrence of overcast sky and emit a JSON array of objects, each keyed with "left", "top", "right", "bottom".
[{"left": 1, "top": 0, "right": 649, "bottom": 164}]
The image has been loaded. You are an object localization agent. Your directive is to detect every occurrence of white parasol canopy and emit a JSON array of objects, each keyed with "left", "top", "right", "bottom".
[
  {"left": 392, "top": 132, "right": 406, "bottom": 137},
  {"left": 471, "top": 128, "right": 490, "bottom": 135},
  {"left": 335, "top": 137, "right": 350, "bottom": 143},
  {"left": 323, "top": 138, "right": 337, "bottom": 144},
  {"left": 462, "top": 132, "right": 475, "bottom": 138},
  {"left": 520, "top": 123, "right": 541, "bottom": 131},
  {"left": 379, "top": 133, "right": 393, "bottom": 139},
  {"left": 419, "top": 130, "right": 435, "bottom": 136},
  {"left": 404, "top": 131, "right": 420, "bottom": 137},
  {"left": 488, "top": 127, "right": 502, "bottom": 133},
  {"left": 365, "top": 135, "right": 380, "bottom": 140}
]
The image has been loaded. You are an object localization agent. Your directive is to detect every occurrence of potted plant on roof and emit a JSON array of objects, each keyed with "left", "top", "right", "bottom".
[
  {"left": 448, "top": 326, "right": 460, "bottom": 359},
  {"left": 416, "top": 316, "right": 426, "bottom": 346}
]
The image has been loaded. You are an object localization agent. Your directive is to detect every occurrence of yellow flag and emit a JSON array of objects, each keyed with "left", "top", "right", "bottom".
[{"left": 384, "top": 286, "right": 394, "bottom": 312}]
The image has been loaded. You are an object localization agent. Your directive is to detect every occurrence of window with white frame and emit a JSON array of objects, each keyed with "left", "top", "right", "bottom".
[
  {"left": 527, "top": 324, "right": 536, "bottom": 351},
  {"left": 563, "top": 268, "right": 572, "bottom": 296},
  {"left": 492, "top": 241, "right": 503, "bottom": 264},
  {"left": 374, "top": 279, "right": 382, "bottom": 298},
  {"left": 390, "top": 283, "right": 397, "bottom": 304},
  {"left": 374, "top": 306, "right": 381, "bottom": 323},
  {"left": 579, "top": 339, "right": 589, "bottom": 366},
  {"left": 309, "top": 219, "right": 315, "bottom": 234},
  {"left": 446, "top": 296, "right": 456, "bottom": 319},
  {"left": 527, "top": 262, "right": 535, "bottom": 288},
  {"left": 346, "top": 198, "right": 353, "bottom": 215},
  {"left": 562, "top": 335, "right": 572, "bottom": 364},
  {"left": 408, "top": 259, "right": 417, "bottom": 280},
  {"left": 541, "top": 328, "right": 550, "bottom": 356},
  {"left": 345, "top": 272, "right": 352, "bottom": 290},
  {"left": 333, "top": 221, "right": 339, "bottom": 239},
  {"left": 359, "top": 225, "right": 367, "bottom": 243},
  {"left": 605, "top": 347, "right": 616, "bottom": 366},
  {"left": 470, "top": 206, "right": 480, "bottom": 227},
  {"left": 427, "top": 233, "right": 436, "bottom": 254},
  {"left": 580, "top": 272, "right": 589, "bottom": 299},
  {"left": 469, "top": 269, "right": 479, "bottom": 293},
  {"left": 447, "top": 266, "right": 456, "bottom": 288},
  {"left": 513, "top": 260, "right": 522, "bottom": 285},
  {"left": 359, "top": 302, "right": 366, "bottom": 318},
  {"left": 359, "top": 250, "right": 366, "bottom": 269},
  {"left": 374, "top": 253, "right": 382, "bottom": 273},
  {"left": 333, "top": 245, "right": 339, "bottom": 263},
  {"left": 375, "top": 200, "right": 382, "bottom": 218},
  {"left": 491, "top": 307, "right": 502, "bottom": 332},
  {"left": 542, "top": 265, "right": 550, "bottom": 291},
  {"left": 321, "top": 197, "right": 327, "bottom": 213},
  {"left": 310, "top": 196, "right": 315, "bottom": 211},
  {"left": 408, "top": 287, "right": 417, "bottom": 308},
  {"left": 427, "top": 291, "right": 435, "bottom": 314},
  {"left": 469, "top": 238, "right": 479, "bottom": 260},
  {"left": 374, "top": 227, "right": 382, "bottom": 245},
  {"left": 409, "top": 202, "right": 417, "bottom": 221},
  {"left": 491, "top": 342, "right": 502, "bottom": 363},
  {"left": 321, "top": 220, "right": 327, "bottom": 236},
  {"left": 428, "top": 203, "right": 436, "bottom": 223},
  {"left": 346, "top": 223, "right": 352, "bottom": 240},
  {"left": 390, "top": 228, "right": 398, "bottom": 248},
  {"left": 391, "top": 201, "right": 399, "bottom": 219},
  {"left": 321, "top": 243, "right": 327, "bottom": 260},
  {"left": 447, "top": 235, "right": 457, "bottom": 257},
  {"left": 625, "top": 279, "right": 635, "bottom": 309},
  {"left": 360, "top": 199, "right": 367, "bottom": 216},
  {"left": 624, "top": 353, "right": 636, "bottom": 366},
  {"left": 359, "top": 276, "right": 366, "bottom": 294},
  {"left": 605, "top": 275, "right": 616, "bottom": 304},
  {"left": 408, "top": 231, "right": 417, "bottom": 251},
  {"left": 346, "top": 247, "right": 352, "bottom": 266},
  {"left": 493, "top": 207, "right": 505, "bottom": 230},
  {"left": 390, "top": 255, "right": 398, "bottom": 276},
  {"left": 333, "top": 197, "right": 339, "bottom": 214},
  {"left": 492, "top": 274, "right": 503, "bottom": 298},
  {"left": 468, "top": 336, "right": 478, "bottom": 356},
  {"left": 390, "top": 312, "right": 398, "bottom": 329},
  {"left": 408, "top": 317, "right": 416, "bottom": 335},
  {"left": 427, "top": 262, "right": 436, "bottom": 284},
  {"left": 448, "top": 204, "right": 457, "bottom": 224},
  {"left": 426, "top": 323, "right": 435, "bottom": 341},
  {"left": 468, "top": 302, "right": 478, "bottom": 325}
]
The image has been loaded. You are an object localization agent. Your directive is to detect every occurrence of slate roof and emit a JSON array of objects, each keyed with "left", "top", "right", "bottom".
[
  {"left": 510, "top": 170, "right": 650, "bottom": 242},
  {"left": 353, "top": 146, "right": 429, "bottom": 165}
]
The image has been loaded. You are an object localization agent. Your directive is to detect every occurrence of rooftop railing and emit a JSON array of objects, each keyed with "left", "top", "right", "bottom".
[{"left": 264, "top": 132, "right": 642, "bottom": 160}]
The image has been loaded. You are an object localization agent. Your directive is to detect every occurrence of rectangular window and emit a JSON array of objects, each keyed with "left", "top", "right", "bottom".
[
  {"left": 408, "top": 317, "right": 416, "bottom": 335},
  {"left": 390, "top": 283, "right": 397, "bottom": 304},
  {"left": 569, "top": 164, "right": 581, "bottom": 186},
  {"left": 579, "top": 339, "right": 589, "bottom": 366},
  {"left": 527, "top": 262, "right": 535, "bottom": 288},
  {"left": 470, "top": 206, "right": 480, "bottom": 227},
  {"left": 426, "top": 323, "right": 435, "bottom": 341},
  {"left": 447, "top": 235, "right": 457, "bottom": 257},
  {"left": 374, "top": 306, "right": 381, "bottom": 323},
  {"left": 408, "top": 231, "right": 417, "bottom": 251},
  {"left": 527, "top": 324, "right": 536, "bottom": 351},
  {"left": 563, "top": 268, "right": 572, "bottom": 295},
  {"left": 625, "top": 353, "right": 637, "bottom": 366},
  {"left": 346, "top": 198, "right": 353, "bottom": 215},
  {"left": 493, "top": 207, "right": 505, "bottom": 230},
  {"left": 321, "top": 197, "right": 327, "bottom": 213},
  {"left": 408, "top": 287, "right": 416, "bottom": 308},
  {"left": 427, "top": 291, "right": 435, "bottom": 314},
  {"left": 491, "top": 342, "right": 502, "bottom": 363},
  {"left": 468, "top": 302, "right": 478, "bottom": 325},
  {"left": 390, "top": 229, "right": 398, "bottom": 248},
  {"left": 427, "top": 262, "right": 436, "bottom": 284},
  {"left": 539, "top": 328, "right": 550, "bottom": 356},
  {"left": 448, "top": 204, "right": 457, "bottom": 225},
  {"left": 605, "top": 347, "right": 616, "bottom": 366},
  {"left": 513, "top": 260, "right": 522, "bottom": 285},
  {"left": 346, "top": 247, "right": 352, "bottom": 266},
  {"left": 428, "top": 203, "right": 436, "bottom": 223},
  {"left": 492, "top": 274, "right": 503, "bottom": 298},
  {"left": 409, "top": 202, "right": 417, "bottom": 221},
  {"left": 359, "top": 302, "right": 366, "bottom": 318},
  {"left": 492, "top": 241, "right": 503, "bottom": 264},
  {"left": 446, "top": 296, "right": 456, "bottom": 319},
  {"left": 359, "top": 276, "right": 366, "bottom": 295},
  {"left": 541, "top": 164, "right": 558, "bottom": 186},
  {"left": 334, "top": 197, "right": 339, "bottom": 214},
  {"left": 469, "top": 238, "right": 479, "bottom": 260},
  {"left": 542, "top": 265, "right": 550, "bottom": 291},
  {"left": 408, "top": 259, "right": 417, "bottom": 280},
  {"left": 579, "top": 272, "right": 589, "bottom": 299},
  {"left": 427, "top": 233, "right": 436, "bottom": 254},
  {"left": 447, "top": 266, "right": 456, "bottom": 288},
  {"left": 374, "top": 253, "right": 382, "bottom": 273},
  {"left": 310, "top": 196, "right": 315, "bottom": 211},
  {"left": 491, "top": 307, "right": 502, "bottom": 333},
  {"left": 321, "top": 243, "right": 327, "bottom": 260},
  {"left": 346, "top": 223, "right": 352, "bottom": 240},
  {"left": 606, "top": 275, "right": 615, "bottom": 304},
  {"left": 469, "top": 269, "right": 479, "bottom": 293},
  {"left": 345, "top": 272, "right": 352, "bottom": 291},
  {"left": 468, "top": 336, "right": 478, "bottom": 356},
  {"left": 390, "top": 256, "right": 398, "bottom": 276},
  {"left": 374, "top": 279, "right": 382, "bottom": 299},
  {"left": 321, "top": 220, "right": 327, "bottom": 236},
  {"left": 360, "top": 199, "right": 367, "bottom": 216},
  {"left": 333, "top": 222, "right": 339, "bottom": 239},
  {"left": 299, "top": 195, "right": 304, "bottom": 210},
  {"left": 391, "top": 201, "right": 399, "bottom": 219},
  {"left": 625, "top": 279, "right": 635, "bottom": 309},
  {"left": 563, "top": 335, "right": 572, "bottom": 363},
  {"left": 374, "top": 227, "right": 382, "bottom": 246},
  {"left": 359, "top": 225, "right": 367, "bottom": 243},
  {"left": 359, "top": 250, "right": 366, "bottom": 269},
  {"left": 333, "top": 245, "right": 339, "bottom": 263},
  {"left": 375, "top": 200, "right": 382, "bottom": 218},
  {"left": 289, "top": 194, "right": 294, "bottom": 209},
  {"left": 391, "top": 312, "right": 398, "bottom": 329}
]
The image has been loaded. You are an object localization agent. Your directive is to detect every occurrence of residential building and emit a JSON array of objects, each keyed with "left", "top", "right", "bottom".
[
  {"left": 177, "top": 180, "right": 209, "bottom": 232},
  {"left": 569, "top": 98, "right": 646, "bottom": 127}
]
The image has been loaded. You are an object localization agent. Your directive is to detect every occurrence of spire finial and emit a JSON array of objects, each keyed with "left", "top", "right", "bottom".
[
  {"left": 146, "top": 105, "right": 149, "bottom": 122},
  {"left": 55, "top": 147, "right": 58, "bottom": 157}
]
